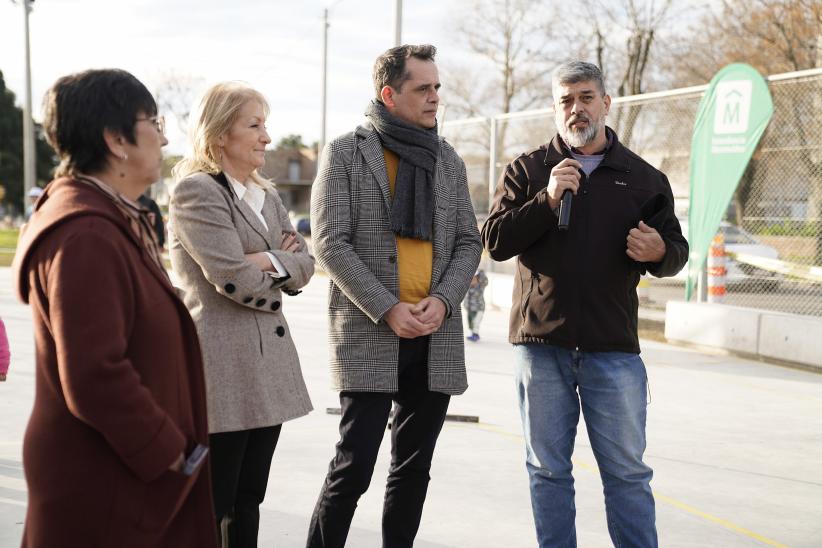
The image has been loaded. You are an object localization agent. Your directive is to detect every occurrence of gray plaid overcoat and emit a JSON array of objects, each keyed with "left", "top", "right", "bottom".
[{"left": 310, "top": 123, "right": 482, "bottom": 394}]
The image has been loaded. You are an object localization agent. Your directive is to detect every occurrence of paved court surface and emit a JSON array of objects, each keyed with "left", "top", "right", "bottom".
[{"left": 1, "top": 267, "right": 821, "bottom": 547}]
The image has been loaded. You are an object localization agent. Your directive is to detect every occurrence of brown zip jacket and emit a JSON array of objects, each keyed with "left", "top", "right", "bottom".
[{"left": 481, "top": 129, "right": 688, "bottom": 353}]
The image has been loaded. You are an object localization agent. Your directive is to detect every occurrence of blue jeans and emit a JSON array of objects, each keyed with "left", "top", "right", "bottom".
[{"left": 513, "top": 344, "right": 657, "bottom": 548}]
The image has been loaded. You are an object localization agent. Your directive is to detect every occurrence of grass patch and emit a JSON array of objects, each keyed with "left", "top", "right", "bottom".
[
  {"left": 785, "top": 254, "right": 813, "bottom": 263},
  {"left": 0, "top": 229, "right": 19, "bottom": 250},
  {"left": 756, "top": 221, "right": 818, "bottom": 237}
]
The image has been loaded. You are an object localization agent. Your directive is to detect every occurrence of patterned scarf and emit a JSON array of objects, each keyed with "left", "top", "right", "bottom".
[
  {"left": 365, "top": 100, "right": 439, "bottom": 241},
  {"left": 76, "top": 175, "right": 168, "bottom": 280}
]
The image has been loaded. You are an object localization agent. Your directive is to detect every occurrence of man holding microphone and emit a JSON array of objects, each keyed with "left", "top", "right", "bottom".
[{"left": 481, "top": 61, "right": 687, "bottom": 547}]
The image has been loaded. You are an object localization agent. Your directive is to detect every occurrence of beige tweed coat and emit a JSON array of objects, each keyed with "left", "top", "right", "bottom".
[{"left": 169, "top": 171, "right": 314, "bottom": 433}]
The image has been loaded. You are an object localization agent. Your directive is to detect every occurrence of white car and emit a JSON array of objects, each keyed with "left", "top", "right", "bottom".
[{"left": 672, "top": 220, "right": 779, "bottom": 284}]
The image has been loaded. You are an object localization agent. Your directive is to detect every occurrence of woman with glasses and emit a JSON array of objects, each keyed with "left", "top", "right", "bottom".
[
  {"left": 169, "top": 82, "right": 314, "bottom": 547},
  {"left": 12, "top": 69, "right": 217, "bottom": 547}
]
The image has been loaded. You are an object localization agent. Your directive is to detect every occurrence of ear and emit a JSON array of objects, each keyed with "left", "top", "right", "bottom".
[
  {"left": 102, "top": 128, "right": 126, "bottom": 159},
  {"left": 380, "top": 85, "right": 396, "bottom": 108},
  {"left": 603, "top": 94, "right": 612, "bottom": 115}
]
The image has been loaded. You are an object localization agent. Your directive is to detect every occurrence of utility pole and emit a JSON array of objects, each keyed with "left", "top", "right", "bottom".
[
  {"left": 394, "top": 0, "right": 402, "bottom": 46},
  {"left": 319, "top": 7, "right": 329, "bottom": 157},
  {"left": 21, "top": 0, "right": 36, "bottom": 211}
]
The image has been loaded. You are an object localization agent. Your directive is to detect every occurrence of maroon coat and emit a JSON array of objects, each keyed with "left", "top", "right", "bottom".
[{"left": 12, "top": 177, "right": 218, "bottom": 547}]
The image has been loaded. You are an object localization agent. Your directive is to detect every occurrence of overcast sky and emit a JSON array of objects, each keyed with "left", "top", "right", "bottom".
[{"left": 0, "top": 0, "right": 464, "bottom": 152}]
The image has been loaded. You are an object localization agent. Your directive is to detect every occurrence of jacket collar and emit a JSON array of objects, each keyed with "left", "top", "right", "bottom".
[
  {"left": 13, "top": 177, "right": 175, "bottom": 303},
  {"left": 355, "top": 123, "right": 394, "bottom": 213},
  {"left": 544, "top": 126, "right": 631, "bottom": 172},
  {"left": 210, "top": 172, "right": 273, "bottom": 248},
  {"left": 354, "top": 122, "right": 448, "bottom": 214}
]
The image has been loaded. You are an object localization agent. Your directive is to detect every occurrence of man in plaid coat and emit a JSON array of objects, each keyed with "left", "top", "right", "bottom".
[{"left": 307, "top": 44, "right": 482, "bottom": 548}]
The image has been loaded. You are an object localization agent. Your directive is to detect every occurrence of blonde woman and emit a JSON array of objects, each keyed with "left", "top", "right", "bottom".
[{"left": 170, "top": 82, "right": 314, "bottom": 547}]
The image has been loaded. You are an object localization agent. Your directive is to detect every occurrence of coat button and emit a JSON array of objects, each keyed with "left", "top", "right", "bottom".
[
  {"left": 243, "top": 296, "right": 253, "bottom": 304},
  {"left": 256, "top": 298, "right": 267, "bottom": 307},
  {"left": 271, "top": 300, "right": 281, "bottom": 311},
  {"left": 388, "top": 255, "right": 396, "bottom": 263},
  {"left": 276, "top": 326, "right": 285, "bottom": 337},
  {"left": 224, "top": 283, "right": 236, "bottom": 294}
]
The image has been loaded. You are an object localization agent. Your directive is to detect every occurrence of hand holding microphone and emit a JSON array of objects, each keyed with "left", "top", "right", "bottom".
[{"left": 547, "top": 158, "right": 582, "bottom": 230}]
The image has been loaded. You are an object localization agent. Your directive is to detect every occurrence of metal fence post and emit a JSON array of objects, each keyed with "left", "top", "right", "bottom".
[
  {"left": 697, "top": 264, "right": 708, "bottom": 302},
  {"left": 21, "top": 0, "right": 36, "bottom": 209},
  {"left": 488, "top": 116, "right": 497, "bottom": 210}
]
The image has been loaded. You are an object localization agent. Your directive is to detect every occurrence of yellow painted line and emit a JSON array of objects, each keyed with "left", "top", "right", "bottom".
[
  {"left": 0, "top": 497, "right": 26, "bottom": 508},
  {"left": 731, "top": 252, "right": 822, "bottom": 283},
  {"left": 449, "top": 421, "right": 789, "bottom": 547},
  {"left": 654, "top": 493, "right": 787, "bottom": 547},
  {"left": 0, "top": 477, "right": 27, "bottom": 492}
]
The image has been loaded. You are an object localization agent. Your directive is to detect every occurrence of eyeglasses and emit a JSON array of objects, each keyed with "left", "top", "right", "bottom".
[{"left": 136, "top": 115, "right": 166, "bottom": 135}]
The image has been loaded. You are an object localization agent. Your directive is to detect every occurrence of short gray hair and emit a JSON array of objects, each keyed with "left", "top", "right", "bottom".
[{"left": 552, "top": 61, "right": 606, "bottom": 96}]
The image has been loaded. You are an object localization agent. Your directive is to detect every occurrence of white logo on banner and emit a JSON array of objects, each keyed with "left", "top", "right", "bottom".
[
  {"left": 714, "top": 80, "right": 752, "bottom": 134},
  {"left": 711, "top": 80, "right": 753, "bottom": 153}
]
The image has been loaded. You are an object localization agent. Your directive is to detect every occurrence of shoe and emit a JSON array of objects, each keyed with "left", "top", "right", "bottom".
[{"left": 466, "top": 333, "right": 479, "bottom": 342}]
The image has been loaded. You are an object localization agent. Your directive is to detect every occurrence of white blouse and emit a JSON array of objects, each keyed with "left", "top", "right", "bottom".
[{"left": 226, "top": 173, "right": 288, "bottom": 278}]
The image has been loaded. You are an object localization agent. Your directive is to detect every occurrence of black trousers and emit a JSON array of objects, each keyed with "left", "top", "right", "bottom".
[
  {"left": 306, "top": 336, "right": 451, "bottom": 548},
  {"left": 210, "top": 424, "right": 282, "bottom": 548}
]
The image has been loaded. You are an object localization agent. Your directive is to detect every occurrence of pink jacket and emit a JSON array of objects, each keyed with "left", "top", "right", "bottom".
[{"left": 0, "top": 317, "right": 9, "bottom": 376}]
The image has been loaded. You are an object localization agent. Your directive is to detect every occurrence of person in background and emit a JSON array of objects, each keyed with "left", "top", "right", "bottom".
[
  {"left": 0, "top": 316, "right": 9, "bottom": 381},
  {"left": 139, "top": 191, "right": 166, "bottom": 248},
  {"left": 25, "top": 186, "right": 43, "bottom": 220},
  {"left": 463, "top": 268, "right": 488, "bottom": 342},
  {"left": 11, "top": 68, "right": 217, "bottom": 548},
  {"left": 170, "top": 81, "right": 315, "bottom": 547}
]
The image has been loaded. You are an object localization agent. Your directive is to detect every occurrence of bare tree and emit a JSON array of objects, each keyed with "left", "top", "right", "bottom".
[
  {"left": 443, "top": 0, "right": 682, "bottom": 215},
  {"left": 153, "top": 71, "right": 206, "bottom": 135},
  {"left": 444, "top": 0, "right": 571, "bottom": 181},
  {"left": 445, "top": 0, "right": 679, "bottom": 150},
  {"left": 665, "top": 0, "right": 820, "bottom": 86},
  {"left": 663, "top": 0, "right": 822, "bottom": 262},
  {"left": 446, "top": 0, "right": 562, "bottom": 119},
  {"left": 573, "top": 0, "right": 676, "bottom": 146}
]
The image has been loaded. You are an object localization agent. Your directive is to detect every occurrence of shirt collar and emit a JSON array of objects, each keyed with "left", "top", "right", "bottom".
[
  {"left": 226, "top": 172, "right": 266, "bottom": 212},
  {"left": 225, "top": 172, "right": 248, "bottom": 200}
]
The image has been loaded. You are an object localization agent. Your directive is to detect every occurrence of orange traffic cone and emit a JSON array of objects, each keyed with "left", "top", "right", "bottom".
[{"left": 707, "top": 233, "right": 726, "bottom": 303}]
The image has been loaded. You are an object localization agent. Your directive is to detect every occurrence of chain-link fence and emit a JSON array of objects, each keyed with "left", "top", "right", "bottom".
[{"left": 442, "top": 68, "right": 822, "bottom": 318}]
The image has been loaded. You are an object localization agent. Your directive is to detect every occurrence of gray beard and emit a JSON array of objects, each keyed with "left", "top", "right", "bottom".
[{"left": 557, "top": 117, "right": 603, "bottom": 148}]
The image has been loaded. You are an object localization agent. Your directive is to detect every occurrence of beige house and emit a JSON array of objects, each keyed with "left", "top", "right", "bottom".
[{"left": 259, "top": 147, "right": 317, "bottom": 215}]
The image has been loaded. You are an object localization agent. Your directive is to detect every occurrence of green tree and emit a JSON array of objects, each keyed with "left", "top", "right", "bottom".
[
  {"left": 0, "top": 69, "right": 56, "bottom": 214},
  {"left": 276, "top": 134, "right": 305, "bottom": 150},
  {"left": 162, "top": 154, "right": 183, "bottom": 180}
]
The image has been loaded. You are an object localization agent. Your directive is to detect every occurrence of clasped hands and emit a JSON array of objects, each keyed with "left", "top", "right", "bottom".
[{"left": 384, "top": 297, "right": 446, "bottom": 339}]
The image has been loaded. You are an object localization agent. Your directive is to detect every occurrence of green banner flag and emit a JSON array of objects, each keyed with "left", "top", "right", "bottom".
[{"left": 686, "top": 64, "right": 774, "bottom": 299}]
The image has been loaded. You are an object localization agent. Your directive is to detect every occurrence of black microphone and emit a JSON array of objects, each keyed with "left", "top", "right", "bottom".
[{"left": 557, "top": 189, "right": 572, "bottom": 230}]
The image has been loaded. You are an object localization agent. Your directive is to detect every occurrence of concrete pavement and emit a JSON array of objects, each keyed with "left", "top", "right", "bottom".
[{"left": 1, "top": 266, "right": 821, "bottom": 547}]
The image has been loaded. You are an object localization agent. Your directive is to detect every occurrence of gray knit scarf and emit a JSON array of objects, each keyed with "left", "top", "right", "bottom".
[{"left": 365, "top": 100, "right": 439, "bottom": 241}]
